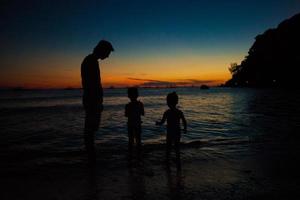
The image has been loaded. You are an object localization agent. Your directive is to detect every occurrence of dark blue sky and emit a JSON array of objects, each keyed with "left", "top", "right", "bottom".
[{"left": 0, "top": 0, "right": 299, "bottom": 88}]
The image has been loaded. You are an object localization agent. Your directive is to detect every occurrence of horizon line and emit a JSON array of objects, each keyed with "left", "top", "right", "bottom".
[{"left": 0, "top": 84, "right": 223, "bottom": 90}]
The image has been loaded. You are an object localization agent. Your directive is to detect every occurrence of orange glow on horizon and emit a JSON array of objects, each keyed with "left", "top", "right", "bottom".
[
  {"left": 0, "top": 72, "right": 230, "bottom": 89},
  {"left": 0, "top": 67, "right": 231, "bottom": 89},
  {"left": 0, "top": 51, "right": 239, "bottom": 89}
]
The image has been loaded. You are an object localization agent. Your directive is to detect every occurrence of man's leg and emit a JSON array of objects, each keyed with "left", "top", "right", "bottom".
[
  {"left": 84, "top": 107, "right": 101, "bottom": 163},
  {"left": 84, "top": 114, "right": 96, "bottom": 162}
]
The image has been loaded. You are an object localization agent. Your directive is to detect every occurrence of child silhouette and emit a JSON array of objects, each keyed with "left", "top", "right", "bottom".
[
  {"left": 156, "top": 92, "right": 187, "bottom": 166},
  {"left": 125, "top": 87, "right": 144, "bottom": 157}
]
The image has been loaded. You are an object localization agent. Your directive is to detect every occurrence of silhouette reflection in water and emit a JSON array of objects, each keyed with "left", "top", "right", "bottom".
[
  {"left": 128, "top": 164, "right": 146, "bottom": 199},
  {"left": 166, "top": 162, "right": 185, "bottom": 200},
  {"left": 86, "top": 166, "right": 98, "bottom": 200}
]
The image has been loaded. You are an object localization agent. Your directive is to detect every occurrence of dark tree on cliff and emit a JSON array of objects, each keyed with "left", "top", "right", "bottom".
[{"left": 225, "top": 13, "right": 300, "bottom": 87}]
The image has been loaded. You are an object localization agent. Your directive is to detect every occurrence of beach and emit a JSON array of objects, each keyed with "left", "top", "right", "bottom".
[
  {"left": 1, "top": 88, "right": 300, "bottom": 199},
  {"left": 2, "top": 139, "right": 300, "bottom": 200}
]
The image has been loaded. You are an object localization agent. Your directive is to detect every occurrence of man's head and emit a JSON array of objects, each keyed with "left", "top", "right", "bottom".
[{"left": 93, "top": 40, "right": 114, "bottom": 60}]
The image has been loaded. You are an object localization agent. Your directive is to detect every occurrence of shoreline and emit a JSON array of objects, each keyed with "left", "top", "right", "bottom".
[{"left": 1, "top": 140, "right": 300, "bottom": 200}]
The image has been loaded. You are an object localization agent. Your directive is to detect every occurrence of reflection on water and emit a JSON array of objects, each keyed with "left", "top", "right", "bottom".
[
  {"left": 0, "top": 88, "right": 299, "bottom": 153},
  {"left": 128, "top": 164, "right": 146, "bottom": 200},
  {"left": 165, "top": 157, "right": 185, "bottom": 200}
]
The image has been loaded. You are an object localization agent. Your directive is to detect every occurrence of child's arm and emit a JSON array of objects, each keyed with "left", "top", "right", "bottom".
[
  {"left": 156, "top": 111, "right": 167, "bottom": 125},
  {"left": 181, "top": 112, "right": 187, "bottom": 133}
]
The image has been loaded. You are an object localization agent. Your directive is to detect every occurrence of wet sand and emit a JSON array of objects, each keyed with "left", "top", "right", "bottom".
[{"left": 1, "top": 141, "right": 300, "bottom": 200}]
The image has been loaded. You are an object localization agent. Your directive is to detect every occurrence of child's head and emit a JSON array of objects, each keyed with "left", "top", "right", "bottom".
[
  {"left": 127, "top": 87, "right": 139, "bottom": 101},
  {"left": 167, "top": 92, "right": 178, "bottom": 108}
]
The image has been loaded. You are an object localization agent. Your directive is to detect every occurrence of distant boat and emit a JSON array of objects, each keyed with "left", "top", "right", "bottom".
[
  {"left": 64, "top": 87, "right": 76, "bottom": 90},
  {"left": 12, "top": 87, "right": 26, "bottom": 91},
  {"left": 200, "top": 85, "right": 209, "bottom": 89}
]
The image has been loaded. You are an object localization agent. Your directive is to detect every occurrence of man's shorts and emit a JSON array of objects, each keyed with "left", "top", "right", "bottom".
[{"left": 84, "top": 105, "right": 102, "bottom": 132}]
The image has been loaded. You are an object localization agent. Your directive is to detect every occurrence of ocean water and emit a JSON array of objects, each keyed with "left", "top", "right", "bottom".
[{"left": 0, "top": 87, "right": 299, "bottom": 155}]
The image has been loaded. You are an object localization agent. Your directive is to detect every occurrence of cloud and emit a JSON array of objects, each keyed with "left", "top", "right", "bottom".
[
  {"left": 128, "top": 78, "right": 165, "bottom": 82},
  {"left": 127, "top": 77, "right": 219, "bottom": 87},
  {"left": 128, "top": 78, "right": 174, "bottom": 87},
  {"left": 179, "top": 79, "right": 217, "bottom": 84}
]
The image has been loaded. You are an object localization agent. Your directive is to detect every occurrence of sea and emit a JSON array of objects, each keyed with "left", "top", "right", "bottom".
[{"left": 0, "top": 87, "right": 299, "bottom": 157}]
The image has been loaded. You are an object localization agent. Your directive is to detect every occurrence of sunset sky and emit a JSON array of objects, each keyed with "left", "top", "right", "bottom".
[{"left": 1, "top": 0, "right": 299, "bottom": 88}]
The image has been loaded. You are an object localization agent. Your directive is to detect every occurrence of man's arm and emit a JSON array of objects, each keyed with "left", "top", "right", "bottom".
[
  {"left": 97, "top": 60, "right": 103, "bottom": 104},
  {"left": 181, "top": 112, "right": 187, "bottom": 133},
  {"left": 99, "top": 84, "right": 103, "bottom": 104},
  {"left": 81, "top": 57, "right": 100, "bottom": 97}
]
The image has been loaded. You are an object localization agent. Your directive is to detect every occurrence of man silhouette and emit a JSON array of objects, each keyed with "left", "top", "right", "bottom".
[{"left": 81, "top": 40, "right": 114, "bottom": 162}]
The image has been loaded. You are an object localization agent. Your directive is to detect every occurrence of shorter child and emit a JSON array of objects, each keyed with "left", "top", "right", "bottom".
[
  {"left": 156, "top": 92, "right": 187, "bottom": 165},
  {"left": 125, "top": 87, "right": 144, "bottom": 157}
]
